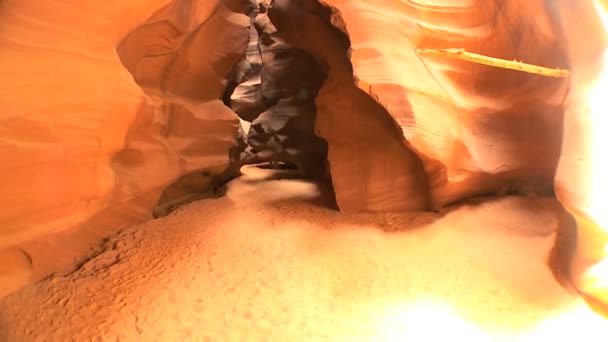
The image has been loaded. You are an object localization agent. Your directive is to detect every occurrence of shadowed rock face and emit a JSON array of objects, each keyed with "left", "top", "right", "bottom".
[
  {"left": 263, "top": 0, "right": 434, "bottom": 212},
  {"left": 225, "top": 5, "right": 331, "bottom": 179},
  {"left": 226, "top": 22, "right": 266, "bottom": 122}
]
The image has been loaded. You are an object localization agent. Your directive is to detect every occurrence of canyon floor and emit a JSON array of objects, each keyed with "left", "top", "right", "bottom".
[{"left": 0, "top": 165, "right": 607, "bottom": 341}]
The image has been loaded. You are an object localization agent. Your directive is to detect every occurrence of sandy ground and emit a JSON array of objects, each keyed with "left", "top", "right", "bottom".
[{"left": 0, "top": 165, "right": 607, "bottom": 341}]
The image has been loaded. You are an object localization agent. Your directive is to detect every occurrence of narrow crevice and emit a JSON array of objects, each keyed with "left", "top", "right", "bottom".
[
  {"left": 223, "top": 1, "right": 334, "bottom": 185},
  {"left": 263, "top": 0, "right": 432, "bottom": 212}
]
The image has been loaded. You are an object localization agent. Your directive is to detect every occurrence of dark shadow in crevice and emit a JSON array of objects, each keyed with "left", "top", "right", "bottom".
[
  {"left": 255, "top": 161, "right": 299, "bottom": 170},
  {"left": 265, "top": 0, "right": 432, "bottom": 212},
  {"left": 547, "top": 206, "right": 578, "bottom": 290},
  {"left": 152, "top": 167, "right": 239, "bottom": 218},
  {"left": 221, "top": 2, "right": 338, "bottom": 211}
]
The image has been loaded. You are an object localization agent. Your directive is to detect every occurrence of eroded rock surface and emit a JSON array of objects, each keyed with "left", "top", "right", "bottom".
[
  {"left": 265, "top": 0, "right": 433, "bottom": 212},
  {"left": 226, "top": 5, "right": 331, "bottom": 178},
  {"left": 273, "top": 0, "right": 565, "bottom": 210},
  {"left": 0, "top": 0, "right": 252, "bottom": 292},
  {"left": 116, "top": 0, "right": 253, "bottom": 212}
]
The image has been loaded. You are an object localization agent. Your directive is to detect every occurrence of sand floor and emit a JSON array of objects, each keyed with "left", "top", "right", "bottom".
[{"left": 0, "top": 165, "right": 607, "bottom": 341}]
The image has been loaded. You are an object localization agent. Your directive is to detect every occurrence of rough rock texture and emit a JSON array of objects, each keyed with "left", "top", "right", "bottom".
[
  {"left": 226, "top": 6, "right": 331, "bottom": 178},
  {"left": 1, "top": 166, "right": 607, "bottom": 341},
  {"left": 227, "top": 19, "right": 266, "bottom": 122},
  {"left": 0, "top": 0, "right": 251, "bottom": 295},
  {"left": 265, "top": 0, "right": 433, "bottom": 212},
  {"left": 246, "top": 10, "right": 329, "bottom": 177}
]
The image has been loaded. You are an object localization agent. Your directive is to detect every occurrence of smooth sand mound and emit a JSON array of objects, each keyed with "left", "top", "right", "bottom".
[{"left": 0, "top": 165, "right": 606, "bottom": 341}]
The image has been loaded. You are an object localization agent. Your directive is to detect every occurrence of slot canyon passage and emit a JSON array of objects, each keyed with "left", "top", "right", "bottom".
[{"left": 1, "top": 0, "right": 608, "bottom": 340}]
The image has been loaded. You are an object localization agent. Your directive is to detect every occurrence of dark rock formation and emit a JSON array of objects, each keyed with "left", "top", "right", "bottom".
[{"left": 224, "top": 3, "right": 331, "bottom": 179}]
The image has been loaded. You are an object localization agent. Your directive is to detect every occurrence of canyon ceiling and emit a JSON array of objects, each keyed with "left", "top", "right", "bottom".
[{"left": 0, "top": 0, "right": 607, "bottom": 310}]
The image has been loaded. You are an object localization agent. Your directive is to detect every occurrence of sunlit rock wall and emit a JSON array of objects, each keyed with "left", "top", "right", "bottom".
[
  {"left": 0, "top": 0, "right": 251, "bottom": 295},
  {"left": 311, "top": 0, "right": 568, "bottom": 210}
]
